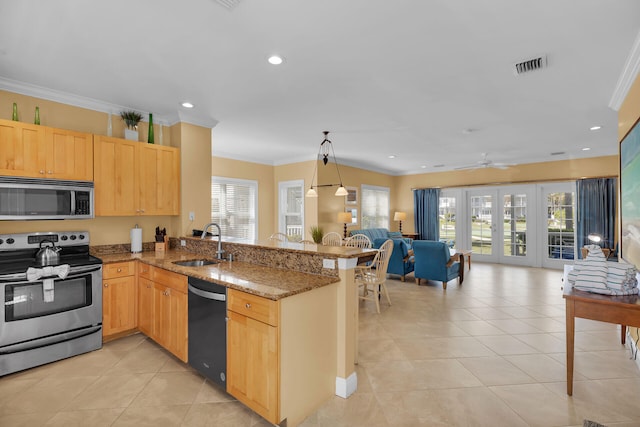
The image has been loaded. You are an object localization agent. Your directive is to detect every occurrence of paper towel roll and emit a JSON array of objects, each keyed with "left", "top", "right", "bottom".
[{"left": 131, "top": 227, "right": 142, "bottom": 253}]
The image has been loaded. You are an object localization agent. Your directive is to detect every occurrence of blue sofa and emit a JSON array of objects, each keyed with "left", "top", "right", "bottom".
[
  {"left": 349, "top": 228, "right": 413, "bottom": 246},
  {"left": 372, "top": 238, "right": 414, "bottom": 281}
]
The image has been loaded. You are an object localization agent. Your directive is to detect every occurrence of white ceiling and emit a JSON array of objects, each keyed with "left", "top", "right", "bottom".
[{"left": 0, "top": 0, "right": 639, "bottom": 175}]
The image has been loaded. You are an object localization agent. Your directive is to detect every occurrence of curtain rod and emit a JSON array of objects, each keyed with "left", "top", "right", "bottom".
[{"left": 410, "top": 175, "right": 618, "bottom": 191}]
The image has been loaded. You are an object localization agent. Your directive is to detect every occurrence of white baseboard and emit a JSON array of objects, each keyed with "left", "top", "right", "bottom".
[{"left": 335, "top": 372, "right": 357, "bottom": 398}]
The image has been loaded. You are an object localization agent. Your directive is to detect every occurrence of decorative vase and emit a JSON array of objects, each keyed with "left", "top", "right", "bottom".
[
  {"left": 148, "top": 113, "right": 154, "bottom": 144},
  {"left": 34, "top": 107, "right": 40, "bottom": 125},
  {"left": 12, "top": 103, "right": 18, "bottom": 121},
  {"left": 124, "top": 129, "right": 139, "bottom": 141}
]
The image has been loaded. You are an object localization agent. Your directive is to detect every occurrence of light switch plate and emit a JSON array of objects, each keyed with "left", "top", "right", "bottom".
[
  {"left": 180, "top": 239, "right": 186, "bottom": 246},
  {"left": 323, "top": 259, "right": 336, "bottom": 269},
  {"left": 189, "top": 212, "right": 195, "bottom": 221}
]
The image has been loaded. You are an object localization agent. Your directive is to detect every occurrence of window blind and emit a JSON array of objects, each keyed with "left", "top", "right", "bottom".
[
  {"left": 361, "top": 185, "right": 390, "bottom": 229},
  {"left": 211, "top": 177, "right": 257, "bottom": 239}
]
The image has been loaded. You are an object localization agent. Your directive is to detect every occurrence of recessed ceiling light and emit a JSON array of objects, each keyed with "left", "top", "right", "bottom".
[
  {"left": 582, "top": 147, "right": 591, "bottom": 151},
  {"left": 388, "top": 155, "right": 396, "bottom": 159},
  {"left": 589, "top": 125, "right": 602, "bottom": 131},
  {"left": 181, "top": 102, "right": 194, "bottom": 108},
  {"left": 420, "top": 165, "right": 427, "bottom": 169},
  {"left": 267, "top": 55, "right": 284, "bottom": 65}
]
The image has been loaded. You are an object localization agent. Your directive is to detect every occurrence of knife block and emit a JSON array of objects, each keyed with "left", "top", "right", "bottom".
[{"left": 155, "top": 236, "right": 169, "bottom": 253}]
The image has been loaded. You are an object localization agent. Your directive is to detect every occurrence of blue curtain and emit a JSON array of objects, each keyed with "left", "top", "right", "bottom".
[
  {"left": 413, "top": 188, "right": 440, "bottom": 240},
  {"left": 576, "top": 178, "right": 617, "bottom": 258}
]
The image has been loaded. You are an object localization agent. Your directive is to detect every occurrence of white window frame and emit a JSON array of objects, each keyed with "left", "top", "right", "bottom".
[
  {"left": 278, "top": 180, "right": 304, "bottom": 240},
  {"left": 361, "top": 184, "right": 390, "bottom": 229},
  {"left": 211, "top": 176, "right": 258, "bottom": 240}
]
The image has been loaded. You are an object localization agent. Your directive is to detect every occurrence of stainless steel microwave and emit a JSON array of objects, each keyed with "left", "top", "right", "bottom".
[{"left": 0, "top": 177, "right": 94, "bottom": 220}]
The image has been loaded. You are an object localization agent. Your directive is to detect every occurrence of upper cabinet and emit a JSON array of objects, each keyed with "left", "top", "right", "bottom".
[
  {"left": 94, "top": 135, "right": 180, "bottom": 216},
  {"left": 0, "top": 119, "right": 93, "bottom": 180}
]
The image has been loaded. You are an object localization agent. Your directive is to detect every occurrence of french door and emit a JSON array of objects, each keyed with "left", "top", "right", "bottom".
[{"left": 466, "top": 186, "right": 534, "bottom": 266}]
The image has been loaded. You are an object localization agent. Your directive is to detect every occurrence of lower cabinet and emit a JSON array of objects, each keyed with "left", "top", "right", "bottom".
[
  {"left": 136, "top": 263, "right": 188, "bottom": 362},
  {"left": 102, "top": 261, "right": 137, "bottom": 339},
  {"left": 227, "top": 289, "right": 280, "bottom": 424}
]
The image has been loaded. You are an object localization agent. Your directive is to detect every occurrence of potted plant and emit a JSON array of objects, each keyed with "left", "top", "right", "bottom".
[
  {"left": 310, "top": 225, "right": 324, "bottom": 244},
  {"left": 120, "top": 110, "right": 143, "bottom": 141}
]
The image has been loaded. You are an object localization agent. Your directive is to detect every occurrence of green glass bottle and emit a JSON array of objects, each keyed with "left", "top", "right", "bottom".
[
  {"left": 12, "top": 103, "right": 18, "bottom": 121},
  {"left": 34, "top": 106, "right": 40, "bottom": 125},
  {"left": 148, "top": 113, "right": 154, "bottom": 144}
]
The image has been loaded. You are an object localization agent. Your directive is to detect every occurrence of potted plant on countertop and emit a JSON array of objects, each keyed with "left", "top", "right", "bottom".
[
  {"left": 120, "top": 110, "right": 143, "bottom": 141},
  {"left": 310, "top": 225, "right": 324, "bottom": 244}
]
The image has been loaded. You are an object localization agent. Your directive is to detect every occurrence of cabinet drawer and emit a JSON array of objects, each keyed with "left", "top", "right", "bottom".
[
  {"left": 228, "top": 289, "right": 279, "bottom": 327},
  {"left": 103, "top": 261, "right": 135, "bottom": 279},
  {"left": 137, "top": 262, "right": 152, "bottom": 279},
  {"left": 152, "top": 266, "right": 187, "bottom": 293}
]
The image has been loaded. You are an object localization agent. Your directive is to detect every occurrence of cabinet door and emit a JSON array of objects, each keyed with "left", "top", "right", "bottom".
[
  {"left": 44, "top": 127, "right": 93, "bottom": 180},
  {"left": 94, "top": 136, "right": 138, "bottom": 216},
  {"left": 227, "top": 310, "right": 279, "bottom": 423},
  {"left": 138, "top": 144, "right": 180, "bottom": 215},
  {"left": 168, "top": 289, "right": 188, "bottom": 362},
  {"left": 0, "top": 119, "right": 44, "bottom": 177},
  {"left": 152, "top": 283, "right": 171, "bottom": 348},
  {"left": 138, "top": 277, "right": 154, "bottom": 337},
  {"left": 102, "top": 276, "right": 136, "bottom": 337}
]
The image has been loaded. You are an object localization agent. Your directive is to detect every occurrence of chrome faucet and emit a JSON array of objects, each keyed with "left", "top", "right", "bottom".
[{"left": 201, "top": 223, "right": 225, "bottom": 260}]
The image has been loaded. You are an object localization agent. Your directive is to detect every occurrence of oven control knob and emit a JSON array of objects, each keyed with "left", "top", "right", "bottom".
[
  {"left": 78, "top": 235, "right": 85, "bottom": 240},
  {"left": 70, "top": 235, "right": 77, "bottom": 240},
  {"left": 6, "top": 238, "right": 14, "bottom": 245},
  {"left": 61, "top": 235, "right": 68, "bottom": 241},
  {"left": 0, "top": 239, "right": 3, "bottom": 245}
]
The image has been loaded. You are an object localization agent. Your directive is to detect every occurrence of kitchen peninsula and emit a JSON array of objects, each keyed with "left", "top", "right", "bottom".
[{"left": 95, "top": 236, "right": 375, "bottom": 427}]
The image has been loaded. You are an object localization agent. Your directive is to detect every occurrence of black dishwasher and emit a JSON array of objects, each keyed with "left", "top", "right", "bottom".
[{"left": 188, "top": 277, "right": 227, "bottom": 387}]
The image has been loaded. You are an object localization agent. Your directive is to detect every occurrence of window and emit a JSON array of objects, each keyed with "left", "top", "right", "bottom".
[
  {"left": 546, "top": 191, "right": 575, "bottom": 260},
  {"left": 439, "top": 194, "right": 457, "bottom": 245},
  {"left": 361, "top": 185, "right": 390, "bottom": 229},
  {"left": 278, "top": 180, "right": 304, "bottom": 241},
  {"left": 211, "top": 177, "right": 258, "bottom": 239}
]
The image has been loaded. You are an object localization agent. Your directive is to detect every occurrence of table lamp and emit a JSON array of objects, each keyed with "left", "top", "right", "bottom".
[
  {"left": 394, "top": 211, "right": 407, "bottom": 234},
  {"left": 337, "top": 212, "right": 352, "bottom": 239}
]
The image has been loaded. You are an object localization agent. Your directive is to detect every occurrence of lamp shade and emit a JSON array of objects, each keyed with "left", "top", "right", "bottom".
[
  {"left": 394, "top": 211, "right": 407, "bottom": 221},
  {"left": 337, "top": 212, "right": 352, "bottom": 224},
  {"left": 335, "top": 186, "right": 348, "bottom": 196}
]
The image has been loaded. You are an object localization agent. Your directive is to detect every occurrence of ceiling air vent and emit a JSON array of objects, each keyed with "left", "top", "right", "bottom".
[
  {"left": 214, "top": 0, "right": 241, "bottom": 10},
  {"left": 514, "top": 55, "right": 547, "bottom": 75},
  {"left": 550, "top": 151, "right": 565, "bottom": 156}
]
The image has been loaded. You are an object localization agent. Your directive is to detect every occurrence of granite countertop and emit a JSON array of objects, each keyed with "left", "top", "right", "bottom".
[{"left": 97, "top": 250, "right": 341, "bottom": 300}]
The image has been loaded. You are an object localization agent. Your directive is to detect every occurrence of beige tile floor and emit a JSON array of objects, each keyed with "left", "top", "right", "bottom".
[{"left": 2, "top": 263, "right": 640, "bottom": 426}]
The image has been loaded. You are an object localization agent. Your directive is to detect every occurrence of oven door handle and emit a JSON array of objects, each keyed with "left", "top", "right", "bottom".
[
  {"left": 0, "top": 264, "right": 102, "bottom": 283},
  {"left": 0, "top": 325, "right": 102, "bottom": 355}
]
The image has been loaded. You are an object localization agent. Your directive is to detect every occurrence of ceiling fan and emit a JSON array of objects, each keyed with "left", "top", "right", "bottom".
[{"left": 454, "top": 153, "right": 513, "bottom": 170}]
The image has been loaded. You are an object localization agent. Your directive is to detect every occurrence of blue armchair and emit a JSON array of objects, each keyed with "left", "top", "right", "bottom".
[
  {"left": 373, "top": 238, "right": 414, "bottom": 281},
  {"left": 413, "top": 240, "right": 464, "bottom": 289}
]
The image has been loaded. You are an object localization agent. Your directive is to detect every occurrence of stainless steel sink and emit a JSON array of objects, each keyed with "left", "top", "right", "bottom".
[{"left": 173, "top": 259, "right": 217, "bottom": 267}]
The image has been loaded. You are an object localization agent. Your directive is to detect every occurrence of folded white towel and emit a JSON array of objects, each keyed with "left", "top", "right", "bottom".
[{"left": 26, "top": 264, "right": 70, "bottom": 303}]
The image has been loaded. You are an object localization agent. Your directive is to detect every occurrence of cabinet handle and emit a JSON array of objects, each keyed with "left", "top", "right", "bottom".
[
  {"left": 117, "top": 268, "right": 122, "bottom": 272},
  {"left": 245, "top": 303, "right": 251, "bottom": 309},
  {"left": 104, "top": 283, "right": 109, "bottom": 288},
  {"left": 39, "top": 170, "right": 44, "bottom": 174},
  {"left": 146, "top": 284, "right": 152, "bottom": 289},
  {"left": 47, "top": 170, "right": 52, "bottom": 174}
]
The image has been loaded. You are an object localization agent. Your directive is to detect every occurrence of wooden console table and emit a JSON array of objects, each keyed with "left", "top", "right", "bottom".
[{"left": 563, "top": 286, "right": 640, "bottom": 395}]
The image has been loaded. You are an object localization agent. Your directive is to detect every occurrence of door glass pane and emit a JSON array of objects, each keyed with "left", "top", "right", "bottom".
[
  {"left": 470, "top": 195, "right": 492, "bottom": 255},
  {"left": 438, "top": 196, "right": 456, "bottom": 246},
  {"left": 283, "top": 186, "right": 303, "bottom": 240},
  {"left": 503, "top": 194, "right": 527, "bottom": 257},
  {"left": 547, "top": 192, "right": 575, "bottom": 260}
]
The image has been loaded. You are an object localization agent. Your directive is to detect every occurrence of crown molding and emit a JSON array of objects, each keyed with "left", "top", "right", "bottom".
[
  {"left": 0, "top": 76, "right": 217, "bottom": 128},
  {"left": 609, "top": 29, "right": 640, "bottom": 111}
]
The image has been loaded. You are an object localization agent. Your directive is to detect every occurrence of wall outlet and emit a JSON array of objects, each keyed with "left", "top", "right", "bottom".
[
  {"left": 323, "top": 259, "right": 336, "bottom": 269},
  {"left": 189, "top": 212, "right": 195, "bottom": 221},
  {"left": 180, "top": 239, "right": 186, "bottom": 247}
]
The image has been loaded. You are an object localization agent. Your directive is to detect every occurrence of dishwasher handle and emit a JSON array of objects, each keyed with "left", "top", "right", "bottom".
[{"left": 188, "top": 284, "right": 226, "bottom": 302}]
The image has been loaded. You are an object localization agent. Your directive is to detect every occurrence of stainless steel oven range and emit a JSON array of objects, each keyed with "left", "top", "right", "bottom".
[{"left": 0, "top": 231, "right": 103, "bottom": 377}]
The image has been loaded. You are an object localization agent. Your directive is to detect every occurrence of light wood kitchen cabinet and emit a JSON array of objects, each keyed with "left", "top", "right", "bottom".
[
  {"left": 137, "top": 263, "right": 188, "bottom": 362},
  {"left": 138, "top": 277, "right": 154, "bottom": 337},
  {"left": 227, "top": 289, "right": 280, "bottom": 424},
  {"left": 94, "top": 135, "right": 180, "bottom": 216},
  {"left": 102, "top": 261, "right": 137, "bottom": 339},
  {"left": 0, "top": 119, "right": 93, "bottom": 180}
]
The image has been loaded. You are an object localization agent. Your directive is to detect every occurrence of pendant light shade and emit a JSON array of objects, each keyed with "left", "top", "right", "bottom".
[{"left": 306, "top": 131, "right": 349, "bottom": 198}]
